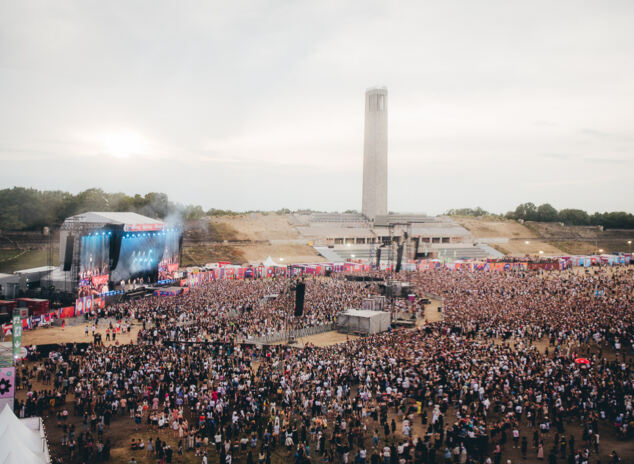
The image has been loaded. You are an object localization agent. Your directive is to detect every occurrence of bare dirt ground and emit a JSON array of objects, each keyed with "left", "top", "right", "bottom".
[
  {"left": 454, "top": 217, "right": 564, "bottom": 256},
  {"left": 14, "top": 317, "right": 141, "bottom": 347},
  {"left": 418, "top": 297, "right": 444, "bottom": 324},
  {"left": 181, "top": 214, "right": 325, "bottom": 265},
  {"left": 238, "top": 243, "right": 325, "bottom": 264},
  {"left": 210, "top": 213, "right": 300, "bottom": 241},
  {"left": 181, "top": 244, "right": 246, "bottom": 266},
  {"left": 182, "top": 243, "right": 325, "bottom": 266},
  {"left": 291, "top": 330, "right": 359, "bottom": 347}
]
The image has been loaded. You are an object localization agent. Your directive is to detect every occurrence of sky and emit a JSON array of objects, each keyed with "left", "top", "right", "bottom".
[{"left": 1, "top": 1, "right": 633, "bottom": 215}]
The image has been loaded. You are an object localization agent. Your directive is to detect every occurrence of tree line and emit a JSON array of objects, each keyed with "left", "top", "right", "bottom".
[
  {"left": 2, "top": 187, "right": 632, "bottom": 231},
  {"left": 0, "top": 187, "right": 212, "bottom": 231},
  {"left": 0, "top": 187, "right": 345, "bottom": 231},
  {"left": 446, "top": 203, "right": 634, "bottom": 229}
]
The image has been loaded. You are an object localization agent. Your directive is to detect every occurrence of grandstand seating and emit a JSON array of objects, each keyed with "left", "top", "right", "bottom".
[{"left": 314, "top": 243, "right": 502, "bottom": 263}]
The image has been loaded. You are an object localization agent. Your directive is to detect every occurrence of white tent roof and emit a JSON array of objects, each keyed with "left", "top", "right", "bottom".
[
  {"left": 0, "top": 405, "right": 48, "bottom": 464},
  {"left": 263, "top": 256, "right": 285, "bottom": 267}
]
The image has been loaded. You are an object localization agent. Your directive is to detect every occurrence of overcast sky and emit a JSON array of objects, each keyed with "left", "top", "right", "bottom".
[{"left": 1, "top": 1, "right": 633, "bottom": 215}]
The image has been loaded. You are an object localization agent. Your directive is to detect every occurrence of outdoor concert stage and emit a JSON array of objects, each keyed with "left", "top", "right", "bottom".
[{"left": 48, "top": 212, "right": 182, "bottom": 297}]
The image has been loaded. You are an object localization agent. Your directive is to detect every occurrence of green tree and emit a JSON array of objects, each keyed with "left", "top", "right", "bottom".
[
  {"left": 558, "top": 208, "right": 590, "bottom": 225},
  {"left": 536, "top": 203, "right": 558, "bottom": 222},
  {"left": 184, "top": 205, "right": 205, "bottom": 220},
  {"left": 446, "top": 207, "right": 489, "bottom": 217},
  {"left": 510, "top": 202, "right": 538, "bottom": 221}
]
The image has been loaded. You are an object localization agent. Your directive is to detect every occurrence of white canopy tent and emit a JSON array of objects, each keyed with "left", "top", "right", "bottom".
[
  {"left": 263, "top": 256, "right": 285, "bottom": 267},
  {"left": 0, "top": 404, "right": 49, "bottom": 464}
]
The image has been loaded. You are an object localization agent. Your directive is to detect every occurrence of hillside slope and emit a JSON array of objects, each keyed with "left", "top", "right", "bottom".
[
  {"left": 525, "top": 222, "right": 632, "bottom": 254},
  {"left": 453, "top": 217, "right": 564, "bottom": 255},
  {"left": 455, "top": 217, "right": 633, "bottom": 255},
  {"left": 181, "top": 213, "right": 323, "bottom": 265}
]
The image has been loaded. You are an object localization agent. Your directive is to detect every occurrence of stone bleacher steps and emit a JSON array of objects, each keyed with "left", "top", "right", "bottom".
[{"left": 314, "top": 244, "right": 503, "bottom": 262}]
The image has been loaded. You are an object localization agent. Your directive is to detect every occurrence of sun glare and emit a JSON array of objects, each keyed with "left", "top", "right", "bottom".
[{"left": 101, "top": 131, "right": 146, "bottom": 158}]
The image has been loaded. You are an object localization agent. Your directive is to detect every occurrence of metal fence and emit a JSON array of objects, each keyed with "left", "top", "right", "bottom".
[{"left": 242, "top": 323, "right": 336, "bottom": 345}]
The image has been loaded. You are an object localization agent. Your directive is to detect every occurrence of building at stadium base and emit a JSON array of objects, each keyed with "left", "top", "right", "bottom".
[{"left": 45, "top": 212, "right": 182, "bottom": 296}]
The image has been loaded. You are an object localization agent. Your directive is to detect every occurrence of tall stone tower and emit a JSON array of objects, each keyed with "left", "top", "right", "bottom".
[{"left": 362, "top": 87, "right": 388, "bottom": 220}]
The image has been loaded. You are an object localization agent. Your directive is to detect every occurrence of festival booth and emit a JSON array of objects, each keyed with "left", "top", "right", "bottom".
[
  {"left": 417, "top": 259, "right": 442, "bottom": 271},
  {"left": 418, "top": 253, "right": 631, "bottom": 273},
  {"left": 0, "top": 300, "right": 17, "bottom": 318},
  {"left": 598, "top": 254, "right": 630, "bottom": 266},
  {"left": 74, "top": 295, "right": 105, "bottom": 317},
  {"left": 564, "top": 254, "right": 631, "bottom": 268},
  {"left": 15, "top": 299, "right": 49, "bottom": 317},
  {"left": 262, "top": 256, "right": 287, "bottom": 278},
  {"left": 343, "top": 262, "right": 372, "bottom": 273}
]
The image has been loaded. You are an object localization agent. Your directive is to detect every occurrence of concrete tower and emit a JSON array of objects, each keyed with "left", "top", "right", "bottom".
[{"left": 362, "top": 87, "right": 388, "bottom": 220}]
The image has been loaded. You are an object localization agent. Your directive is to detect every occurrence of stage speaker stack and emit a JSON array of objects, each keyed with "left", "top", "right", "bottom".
[
  {"left": 395, "top": 243, "right": 404, "bottom": 273},
  {"left": 63, "top": 235, "right": 74, "bottom": 271},
  {"left": 294, "top": 282, "right": 306, "bottom": 316}
]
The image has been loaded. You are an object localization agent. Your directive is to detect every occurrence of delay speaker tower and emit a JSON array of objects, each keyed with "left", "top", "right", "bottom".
[{"left": 294, "top": 282, "right": 306, "bottom": 317}]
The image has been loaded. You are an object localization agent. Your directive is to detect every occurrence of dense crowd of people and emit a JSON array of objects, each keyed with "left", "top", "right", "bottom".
[
  {"left": 11, "top": 266, "right": 634, "bottom": 464},
  {"left": 408, "top": 268, "right": 633, "bottom": 350},
  {"left": 98, "top": 277, "right": 381, "bottom": 343}
]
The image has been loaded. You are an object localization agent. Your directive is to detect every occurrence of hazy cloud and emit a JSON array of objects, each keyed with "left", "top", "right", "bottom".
[{"left": 1, "top": 1, "right": 634, "bottom": 214}]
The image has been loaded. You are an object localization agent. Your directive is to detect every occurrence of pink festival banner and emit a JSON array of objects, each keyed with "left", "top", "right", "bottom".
[{"left": 0, "top": 367, "right": 15, "bottom": 400}]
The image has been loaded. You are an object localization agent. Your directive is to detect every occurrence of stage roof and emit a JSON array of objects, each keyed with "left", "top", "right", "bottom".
[{"left": 63, "top": 212, "right": 165, "bottom": 232}]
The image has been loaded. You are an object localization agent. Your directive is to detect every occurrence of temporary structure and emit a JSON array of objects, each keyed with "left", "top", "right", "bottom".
[
  {"left": 263, "top": 256, "right": 285, "bottom": 267},
  {"left": 336, "top": 309, "right": 391, "bottom": 335},
  {"left": 0, "top": 404, "right": 49, "bottom": 463}
]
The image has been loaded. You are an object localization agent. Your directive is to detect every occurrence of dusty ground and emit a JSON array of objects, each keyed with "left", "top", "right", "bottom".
[
  {"left": 183, "top": 243, "right": 326, "bottom": 266},
  {"left": 10, "top": 317, "right": 142, "bottom": 347},
  {"left": 454, "top": 217, "right": 564, "bottom": 256},
  {"left": 238, "top": 243, "right": 325, "bottom": 264},
  {"left": 292, "top": 330, "right": 359, "bottom": 347},
  {"left": 418, "top": 297, "right": 444, "bottom": 324},
  {"left": 210, "top": 213, "right": 300, "bottom": 241},
  {"left": 181, "top": 244, "right": 247, "bottom": 266},
  {"left": 181, "top": 213, "right": 325, "bottom": 265}
]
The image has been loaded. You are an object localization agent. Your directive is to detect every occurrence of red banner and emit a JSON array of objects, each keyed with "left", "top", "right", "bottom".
[
  {"left": 92, "top": 274, "right": 109, "bottom": 287},
  {"left": 61, "top": 306, "right": 75, "bottom": 318}
]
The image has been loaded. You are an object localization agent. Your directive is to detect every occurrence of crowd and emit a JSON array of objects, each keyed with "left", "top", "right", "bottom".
[
  {"left": 97, "top": 277, "right": 380, "bottom": 343},
  {"left": 11, "top": 267, "right": 633, "bottom": 464},
  {"left": 407, "top": 268, "right": 633, "bottom": 351}
]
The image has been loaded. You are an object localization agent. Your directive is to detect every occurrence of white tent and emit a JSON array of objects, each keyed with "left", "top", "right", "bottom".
[
  {"left": 263, "top": 256, "right": 285, "bottom": 267},
  {"left": 0, "top": 405, "right": 49, "bottom": 464}
]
